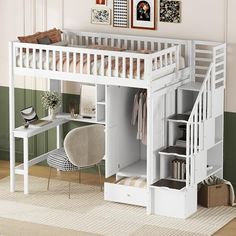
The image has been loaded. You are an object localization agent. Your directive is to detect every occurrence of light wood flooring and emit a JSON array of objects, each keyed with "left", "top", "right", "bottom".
[{"left": 0, "top": 160, "right": 235, "bottom": 236}]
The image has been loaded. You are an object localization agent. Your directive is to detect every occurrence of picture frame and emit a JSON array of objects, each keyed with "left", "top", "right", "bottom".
[
  {"left": 91, "top": 7, "right": 111, "bottom": 25},
  {"left": 80, "top": 85, "right": 96, "bottom": 118},
  {"left": 113, "top": 0, "right": 129, "bottom": 28},
  {"left": 96, "top": 0, "right": 107, "bottom": 5},
  {"left": 131, "top": 0, "right": 157, "bottom": 30},
  {"left": 159, "top": 0, "right": 181, "bottom": 23}
]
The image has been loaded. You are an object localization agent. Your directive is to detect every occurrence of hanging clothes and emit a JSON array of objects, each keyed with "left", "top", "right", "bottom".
[
  {"left": 131, "top": 93, "right": 139, "bottom": 126},
  {"left": 137, "top": 92, "right": 144, "bottom": 140},
  {"left": 131, "top": 90, "right": 147, "bottom": 145},
  {"left": 142, "top": 94, "right": 147, "bottom": 145}
]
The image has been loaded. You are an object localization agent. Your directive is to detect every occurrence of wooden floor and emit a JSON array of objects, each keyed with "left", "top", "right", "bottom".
[{"left": 0, "top": 160, "right": 235, "bottom": 236}]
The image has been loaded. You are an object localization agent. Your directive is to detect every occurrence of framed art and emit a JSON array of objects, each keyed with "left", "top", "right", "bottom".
[
  {"left": 113, "top": 0, "right": 129, "bottom": 28},
  {"left": 96, "top": 0, "right": 107, "bottom": 5},
  {"left": 160, "top": 0, "right": 181, "bottom": 23},
  {"left": 91, "top": 7, "right": 111, "bottom": 25},
  {"left": 131, "top": 0, "right": 157, "bottom": 30},
  {"left": 80, "top": 85, "right": 96, "bottom": 118}
]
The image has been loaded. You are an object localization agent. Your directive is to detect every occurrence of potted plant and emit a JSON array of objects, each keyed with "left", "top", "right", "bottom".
[{"left": 41, "top": 91, "right": 62, "bottom": 120}]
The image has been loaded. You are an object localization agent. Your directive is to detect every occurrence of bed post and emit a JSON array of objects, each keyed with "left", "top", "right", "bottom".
[{"left": 9, "top": 41, "right": 15, "bottom": 192}]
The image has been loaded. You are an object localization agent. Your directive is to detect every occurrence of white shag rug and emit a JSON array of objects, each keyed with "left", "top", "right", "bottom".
[{"left": 0, "top": 176, "right": 235, "bottom": 236}]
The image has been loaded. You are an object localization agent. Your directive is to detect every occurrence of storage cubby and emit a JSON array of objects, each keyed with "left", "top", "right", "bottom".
[
  {"left": 215, "top": 115, "right": 223, "bottom": 144},
  {"left": 96, "top": 84, "right": 106, "bottom": 123},
  {"left": 207, "top": 142, "right": 223, "bottom": 178},
  {"left": 177, "top": 84, "right": 200, "bottom": 114}
]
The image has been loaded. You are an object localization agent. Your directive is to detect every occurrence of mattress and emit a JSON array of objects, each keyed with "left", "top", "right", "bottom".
[
  {"left": 117, "top": 177, "right": 147, "bottom": 188},
  {"left": 16, "top": 50, "right": 185, "bottom": 79}
]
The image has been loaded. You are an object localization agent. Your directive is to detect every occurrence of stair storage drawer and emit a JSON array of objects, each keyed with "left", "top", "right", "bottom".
[
  {"left": 150, "top": 183, "right": 197, "bottom": 218},
  {"left": 104, "top": 181, "right": 147, "bottom": 207}
]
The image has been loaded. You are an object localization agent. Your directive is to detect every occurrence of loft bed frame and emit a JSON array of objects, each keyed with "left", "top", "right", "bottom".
[{"left": 9, "top": 30, "right": 226, "bottom": 219}]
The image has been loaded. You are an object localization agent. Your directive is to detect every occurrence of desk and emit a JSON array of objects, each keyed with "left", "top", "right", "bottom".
[{"left": 11, "top": 117, "right": 68, "bottom": 194}]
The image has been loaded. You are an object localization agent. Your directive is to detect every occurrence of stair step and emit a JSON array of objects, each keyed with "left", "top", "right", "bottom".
[
  {"left": 159, "top": 146, "right": 186, "bottom": 157},
  {"left": 178, "top": 82, "right": 202, "bottom": 92},
  {"left": 152, "top": 178, "right": 185, "bottom": 190},
  {"left": 168, "top": 114, "right": 190, "bottom": 123}
]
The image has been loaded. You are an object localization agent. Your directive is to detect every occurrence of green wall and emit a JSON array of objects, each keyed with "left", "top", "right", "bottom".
[{"left": 0, "top": 86, "right": 235, "bottom": 187}]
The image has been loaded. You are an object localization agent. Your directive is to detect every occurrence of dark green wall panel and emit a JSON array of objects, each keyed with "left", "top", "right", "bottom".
[{"left": 224, "top": 112, "right": 236, "bottom": 188}]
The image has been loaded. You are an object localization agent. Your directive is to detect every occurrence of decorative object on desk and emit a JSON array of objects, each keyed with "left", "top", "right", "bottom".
[
  {"left": 96, "top": 0, "right": 107, "bottom": 5},
  {"left": 160, "top": 0, "right": 181, "bottom": 23},
  {"left": 91, "top": 7, "right": 111, "bottom": 25},
  {"left": 131, "top": 0, "right": 157, "bottom": 30},
  {"left": 23, "top": 122, "right": 29, "bottom": 129},
  {"left": 113, "top": 0, "right": 129, "bottom": 28},
  {"left": 80, "top": 85, "right": 96, "bottom": 118},
  {"left": 69, "top": 101, "right": 78, "bottom": 119},
  {"left": 41, "top": 91, "right": 62, "bottom": 120}
]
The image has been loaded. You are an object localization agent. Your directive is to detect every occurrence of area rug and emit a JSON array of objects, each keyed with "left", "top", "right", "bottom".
[{"left": 0, "top": 176, "right": 235, "bottom": 236}]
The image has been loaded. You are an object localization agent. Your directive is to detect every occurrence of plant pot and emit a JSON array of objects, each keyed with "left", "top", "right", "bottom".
[{"left": 49, "top": 108, "right": 56, "bottom": 120}]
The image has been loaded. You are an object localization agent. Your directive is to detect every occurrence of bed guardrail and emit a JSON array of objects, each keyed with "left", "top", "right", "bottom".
[{"left": 12, "top": 41, "right": 181, "bottom": 83}]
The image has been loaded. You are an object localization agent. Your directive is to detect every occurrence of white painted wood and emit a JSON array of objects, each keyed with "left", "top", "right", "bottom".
[
  {"left": 13, "top": 117, "right": 68, "bottom": 138},
  {"left": 105, "top": 86, "right": 141, "bottom": 178},
  {"left": 117, "top": 160, "right": 146, "bottom": 178},
  {"left": 9, "top": 42, "right": 16, "bottom": 193},
  {"left": 9, "top": 31, "right": 226, "bottom": 218},
  {"left": 150, "top": 185, "right": 197, "bottom": 219},
  {"left": 104, "top": 182, "right": 147, "bottom": 207},
  {"left": 23, "top": 137, "right": 29, "bottom": 194}
]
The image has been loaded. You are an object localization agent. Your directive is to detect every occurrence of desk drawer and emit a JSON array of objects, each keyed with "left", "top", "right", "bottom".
[{"left": 104, "top": 182, "right": 147, "bottom": 207}]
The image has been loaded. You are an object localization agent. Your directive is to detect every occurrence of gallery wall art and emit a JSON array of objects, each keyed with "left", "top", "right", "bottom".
[
  {"left": 160, "top": 0, "right": 181, "bottom": 23},
  {"left": 91, "top": 7, "right": 111, "bottom": 25},
  {"left": 113, "top": 0, "right": 129, "bottom": 28},
  {"left": 131, "top": 0, "right": 157, "bottom": 30}
]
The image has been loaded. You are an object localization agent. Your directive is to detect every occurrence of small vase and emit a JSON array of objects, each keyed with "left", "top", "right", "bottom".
[{"left": 49, "top": 108, "right": 56, "bottom": 120}]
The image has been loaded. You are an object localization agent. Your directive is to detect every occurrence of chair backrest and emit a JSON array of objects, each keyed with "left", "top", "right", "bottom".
[{"left": 64, "top": 124, "right": 105, "bottom": 167}]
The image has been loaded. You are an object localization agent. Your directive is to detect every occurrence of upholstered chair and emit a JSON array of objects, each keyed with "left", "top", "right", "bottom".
[{"left": 47, "top": 124, "right": 105, "bottom": 198}]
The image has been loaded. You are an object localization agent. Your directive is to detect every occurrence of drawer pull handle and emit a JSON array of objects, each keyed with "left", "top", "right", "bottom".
[{"left": 127, "top": 194, "right": 131, "bottom": 197}]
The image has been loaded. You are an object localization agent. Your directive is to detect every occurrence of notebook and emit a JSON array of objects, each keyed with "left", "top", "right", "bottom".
[{"left": 20, "top": 106, "right": 51, "bottom": 127}]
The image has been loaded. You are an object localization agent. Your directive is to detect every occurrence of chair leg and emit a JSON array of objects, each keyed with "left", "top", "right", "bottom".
[
  {"left": 47, "top": 167, "right": 52, "bottom": 190},
  {"left": 97, "top": 164, "right": 103, "bottom": 192},
  {"left": 78, "top": 169, "right": 81, "bottom": 183},
  {"left": 68, "top": 180, "right": 71, "bottom": 199}
]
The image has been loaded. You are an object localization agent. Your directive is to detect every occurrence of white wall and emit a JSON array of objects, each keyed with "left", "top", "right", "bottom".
[{"left": 0, "top": 0, "right": 235, "bottom": 111}]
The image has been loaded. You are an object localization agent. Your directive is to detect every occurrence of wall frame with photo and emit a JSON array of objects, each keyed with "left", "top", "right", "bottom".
[
  {"left": 91, "top": 7, "right": 111, "bottom": 25},
  {"left": 131, "top": 0, "right": 157, "bottom": 30},
  {"left": 160, "top": 0, "right": 181, "bottom": 23},
  {"left": 96, "top": 0, "right": 107, "bottom": 5},
  {"left": 113, "top": 0, "right": 129, "bottom": 28}
]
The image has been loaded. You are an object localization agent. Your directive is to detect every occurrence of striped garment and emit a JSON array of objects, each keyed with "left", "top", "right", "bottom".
[
  {"left": 47, "top": 147, "right": 79, "bottom": 171},
  {"left": 118, "top": 177, "right": 147, "bottom": 188}
]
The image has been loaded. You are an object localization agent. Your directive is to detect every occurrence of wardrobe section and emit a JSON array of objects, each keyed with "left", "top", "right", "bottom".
[{"left": 105, "top": 86, "right": 147, "bottom": 207}]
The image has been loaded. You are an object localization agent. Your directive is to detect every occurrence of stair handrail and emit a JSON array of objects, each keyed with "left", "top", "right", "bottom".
[{"left": 185, "top": 62, "right": 214, "bottom": 188}]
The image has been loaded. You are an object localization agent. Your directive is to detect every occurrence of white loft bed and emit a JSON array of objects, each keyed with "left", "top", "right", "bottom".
[{"left": 9, "top": 31, "right": 226, "bottom": 219}]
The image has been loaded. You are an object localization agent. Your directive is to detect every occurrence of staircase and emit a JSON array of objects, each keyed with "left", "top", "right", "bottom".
[
  {"left": 150, "top": 41, "right": 226, "bottom": 219},
  {"left": 158, "top": 63, "right": 214, "bottom": 187}
]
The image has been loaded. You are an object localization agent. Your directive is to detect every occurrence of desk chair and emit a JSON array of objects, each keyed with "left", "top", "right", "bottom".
[{"left": 47, "top": 124, "right": 105, "bottom": 198}]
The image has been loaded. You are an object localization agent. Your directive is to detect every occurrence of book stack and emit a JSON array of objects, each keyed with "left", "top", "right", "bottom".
[{"left": 171, "top": 159, "right": 186, "bottom": 180}]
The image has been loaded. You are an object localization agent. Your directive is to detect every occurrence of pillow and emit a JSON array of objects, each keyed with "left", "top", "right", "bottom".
[
  {"left": 18, "top": 28, "right": 62, "bottom": 44},
  {"left": 18, "top": 32, "right": 40, "bottom": 44},
  {"left": 37, "top": 36, "right": 52, "bottom": 45},
  {"left": 52, "top": 41, "right": 68, "bottom": 46},
  {"left": 38, "top": 28, "right": 62, "bottom": 43}
]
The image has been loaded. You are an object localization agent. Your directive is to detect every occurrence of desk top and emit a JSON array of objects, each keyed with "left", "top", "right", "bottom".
[
  {"left": 13, "top": 113, "right": 105, "bottom": 139},
  {"left": 13, "top": 117, "right": 68, "bottom": 138}
]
